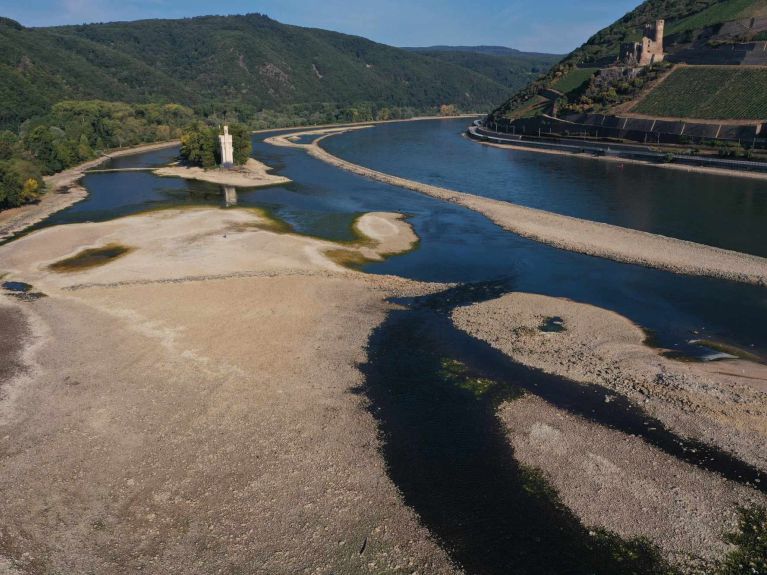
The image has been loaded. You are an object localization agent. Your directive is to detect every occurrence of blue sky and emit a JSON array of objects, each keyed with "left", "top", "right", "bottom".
[{"left": 1, "top": 0, "right": 639, "bottom": 53}]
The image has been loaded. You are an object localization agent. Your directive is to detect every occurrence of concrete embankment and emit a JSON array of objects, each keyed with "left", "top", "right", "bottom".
[
  {"left": 266, "top": 127, "right": 767, "bottom": 287},
  {"left": 468, "top": 124, "right": 767, "bottom": 180}
]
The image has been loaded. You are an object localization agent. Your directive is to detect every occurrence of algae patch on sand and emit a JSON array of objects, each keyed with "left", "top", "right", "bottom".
[{"left": 49, "top": 243, "right": 133, "bottom": 273}]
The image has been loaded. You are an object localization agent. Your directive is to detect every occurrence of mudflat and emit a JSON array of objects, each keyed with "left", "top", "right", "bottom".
[{"left": 0, "top": 208, "right": 457, "bottom": 574}]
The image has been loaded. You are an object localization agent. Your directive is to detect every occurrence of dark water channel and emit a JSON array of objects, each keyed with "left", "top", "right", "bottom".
[
  {"left": 362, "top": 281, "right": 766, "bottom": 574},
  {"left": 9, "top": 119, "right": 767, "bottom": 572}
]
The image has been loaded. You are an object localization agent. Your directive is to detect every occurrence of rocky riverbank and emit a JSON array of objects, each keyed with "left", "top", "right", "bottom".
[{"left": 452, "top": 292, "right": 767, "bottom": 570}]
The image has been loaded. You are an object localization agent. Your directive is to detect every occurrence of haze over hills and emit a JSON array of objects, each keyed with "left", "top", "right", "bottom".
[
  {"left": 489, "top": 0, "right": 767, "bottom": 125},
  {"left": 404, "top": 46, "right": 561, "bottom": 93},
  {"left": 0, "top": 13, "right": 559, "bottom": 132}
]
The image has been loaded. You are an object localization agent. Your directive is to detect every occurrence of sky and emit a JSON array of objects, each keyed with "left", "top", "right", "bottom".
[{"left": 0, "top": 0, "right": 640, "bottom": 53}]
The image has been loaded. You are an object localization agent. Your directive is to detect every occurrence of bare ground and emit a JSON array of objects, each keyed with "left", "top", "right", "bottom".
[
  {"left": 452, "top": 292, "right": 767, "bottom": 568},
  {"left": 154, "top": 158, "right": 291, "bottom": 188},
  {"left": 0, "top": 208, "right": 459, "bottom": 575}
]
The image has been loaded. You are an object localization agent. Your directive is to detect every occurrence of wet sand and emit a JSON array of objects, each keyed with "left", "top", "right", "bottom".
[
  {"left": 154, "top": 158, "right": 291, "bottom": 188},
  {"left": 0, "top": 207, "right": 459, "bottom": 574},
  {"left": 266, "top": 127, "right": 767, "bottom": 287}
]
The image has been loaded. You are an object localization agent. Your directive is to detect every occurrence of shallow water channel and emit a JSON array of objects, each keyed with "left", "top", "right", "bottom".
[{"left": 13, "top": 118, "right": 767, "bottom": 573}]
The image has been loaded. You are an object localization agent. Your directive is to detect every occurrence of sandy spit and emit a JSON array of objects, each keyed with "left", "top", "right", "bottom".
[
  {"left": 0, "top": 141, "right": 179, "bottom": 243},
  {"left": 0, "top": 207, "right": 459, "bottom": 574},
  {"left": 266, "top": 128, "right": 767, "bottom": 287},
  {"left": 452, "top": 292, "right": 767, "bottom": 569},
  {"left": 154, "top": 158, "right": 291, "bottom": 188},
  {"left": 452, "top": 292, "right": 767, "bottom": 474},
  {"left": 500, "top": 395, "right": 764, "bottom": 571}
]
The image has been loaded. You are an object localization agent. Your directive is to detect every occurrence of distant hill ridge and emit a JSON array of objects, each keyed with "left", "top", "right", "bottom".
[
  {"left": 489, "top": 0, "right": 767, "bottom": 123},
  {"left": 0, "top": 13, "right": 560, "bottom": 131}
]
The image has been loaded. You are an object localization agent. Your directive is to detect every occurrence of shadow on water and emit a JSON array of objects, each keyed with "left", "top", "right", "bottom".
[{"left": 360, "top": 279, "right": 765, "bottom": 574}]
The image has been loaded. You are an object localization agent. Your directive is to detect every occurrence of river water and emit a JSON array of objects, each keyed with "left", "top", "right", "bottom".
[
  {"left": 32, "top": 119, "right": 767, "bottom": 359},
  {"left": 18, "top": 118, "right": 767, "bottom": 573}
]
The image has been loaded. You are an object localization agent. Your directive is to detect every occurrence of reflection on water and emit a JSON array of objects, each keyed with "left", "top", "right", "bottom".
[
  {"left": 324, "top": 119, "right": 767, "bottom": 258},
  {"left": 223, "top": 186, "right": 238, "bottom": 207}
]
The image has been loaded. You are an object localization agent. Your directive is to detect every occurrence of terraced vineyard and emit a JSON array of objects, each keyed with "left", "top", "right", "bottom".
[{"left": 633, "top": 66, "right": 767, "bottom": 119}]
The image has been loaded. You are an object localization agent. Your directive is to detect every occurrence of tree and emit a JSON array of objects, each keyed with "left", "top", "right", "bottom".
[
  {"left": 180, "top": 123, "right": 217, "bottom": 169},
  {"left": 228, "top": 124, "right": 252, "bottom": 166}
]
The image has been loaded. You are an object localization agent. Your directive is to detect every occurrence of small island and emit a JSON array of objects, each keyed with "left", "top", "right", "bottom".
[{"left": 154, "top": 122, "right": 291, "bottom": 188}]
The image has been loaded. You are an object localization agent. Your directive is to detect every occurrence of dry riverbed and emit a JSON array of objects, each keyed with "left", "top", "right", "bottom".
[
  {"left": 0, "top": 207, "right": 458, "bottom": 575},
  {"left": 452, "top": 292, "right": 767, "bottom": 570}
]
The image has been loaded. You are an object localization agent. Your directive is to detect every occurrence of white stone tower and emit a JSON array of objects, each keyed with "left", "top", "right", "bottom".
[{"left": 219, "top": 125, "right": 234, "bottom": 167}]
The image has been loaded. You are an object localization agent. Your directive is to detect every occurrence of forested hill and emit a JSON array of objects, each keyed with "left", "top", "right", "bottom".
[
  {"left": 489, "top": 0, "right": 767, "bottom": 121},
  {"left": 404, "top": 46, "right": 561, "bottom": 92},
  {"left": 0, "top": 13, "right": 557, "bottom": 131}
]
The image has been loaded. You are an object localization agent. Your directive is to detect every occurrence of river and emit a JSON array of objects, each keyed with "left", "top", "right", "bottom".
[{"left": 17, "top": 118, "right": 767, "bottom": 573}]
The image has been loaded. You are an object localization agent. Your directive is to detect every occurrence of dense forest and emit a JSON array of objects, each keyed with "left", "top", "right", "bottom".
[
  {"left": 0, "top": 13, "right": 558, "bottom": 209},
  {"left": 0, "top": 14, "right": 556, "bottom": 132},
  {"left": 0, "top": 100, "right": 194, "bottom": 209}
]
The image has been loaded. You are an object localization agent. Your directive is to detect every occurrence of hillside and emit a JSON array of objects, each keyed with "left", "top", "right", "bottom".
[
  {"left": 489, "top": 0, "right": 767, "bottom": 123},
  {"left": 404, "top": 46, "right": 561, "bottom": 93},
  {"left": 0, "top": 13, "right": 559, "bottom": 131}
]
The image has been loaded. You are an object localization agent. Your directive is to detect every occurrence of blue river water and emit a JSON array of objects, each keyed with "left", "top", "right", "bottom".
[{"left": 28, "top": 119, "right": 767, "bottom": 358}]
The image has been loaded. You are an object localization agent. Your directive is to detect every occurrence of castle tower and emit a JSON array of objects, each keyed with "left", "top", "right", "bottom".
[
  {"left": 654, "top": 19, "right": 665, "bottom": 44},
  {"left": 219, "top": 125, "right": 234, "bottom": 167}
]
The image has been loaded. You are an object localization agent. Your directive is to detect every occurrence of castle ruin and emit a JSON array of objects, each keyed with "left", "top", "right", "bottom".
[{"left": 621, "top": 20, "right": 665, "bottom": 67}]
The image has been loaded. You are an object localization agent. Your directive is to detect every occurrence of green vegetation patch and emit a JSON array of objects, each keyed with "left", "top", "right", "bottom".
[
  {"left": 439, "top": 358, "right": 524, "bottom": 402},
  {"left": 49, "top": 243, "right": 133, "bottom": 272},
  {"left": 718, "top": 506, "right": 767, "bottom": 575},
  {"left": 553, "top": 68, "right": 599, "bottom": 96},
  {"left": 667, "top": 0, "right": 766, "bottom": 36},
  {"left": 634, "top": 66, "right": 767, "bottom": 120}
]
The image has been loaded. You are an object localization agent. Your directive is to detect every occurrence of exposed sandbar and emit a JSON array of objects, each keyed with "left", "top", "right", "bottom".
[
  {"left": 452, "top": 292, "right": 767, "bottom": 569},
  {"left": 267, "top": 127, "right": 767, "bottom": 287},
  {"left": 0, "top": 140, "right": 179, "bottom": 243},
  {"left": 452, "top": 292, "right": 767, "bottom": 473},
  {"left": 154, "top": 158, "right": 291, "bottom": 188},
  {"left": 500, "top": 395, "right": 764, "bottom": 570},
  {"left": 0, "top": 207, "right": 457, "bottom": 574}
]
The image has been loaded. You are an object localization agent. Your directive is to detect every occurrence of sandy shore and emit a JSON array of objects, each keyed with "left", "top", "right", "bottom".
[
  {"left": 154, "top": 158, "right": 291, "bottom": 188},
  {"left": 0, "top": 207, "right": 460, "bottom": 574},
  {"left": 0, "top": 141, "right": 179, "bottom": 243},
  {"left": 499, "top": 394, "right": 764, "bottom": 571},
  {"left": 267, "top": 127, "right": 767, "bottom": 287},
  {"left": 451, "top": 292, "right": 767, "bottom": 569}
]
